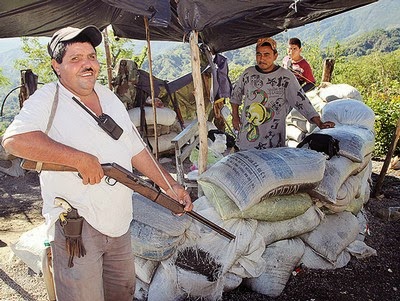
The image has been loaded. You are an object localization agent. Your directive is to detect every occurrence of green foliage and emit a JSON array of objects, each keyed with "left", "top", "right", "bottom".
[
  {"left": 332, "top": 49, "right": 400, "bottom": 157},
  {"left": 0, "top": 67, "right": 10, "bottom": 87},
  {"left": 343, "top": 28, "right": 400, "bottom": 56}
]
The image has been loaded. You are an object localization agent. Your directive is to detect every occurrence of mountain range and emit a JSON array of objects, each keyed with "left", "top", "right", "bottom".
[{"left": 0, "top": 0, "right": 399, "bottom": 82}]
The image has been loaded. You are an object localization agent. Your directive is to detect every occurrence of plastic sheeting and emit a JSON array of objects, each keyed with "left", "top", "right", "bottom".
[{"left": 0, "top": 0, "right": 377, "bottom": 53}]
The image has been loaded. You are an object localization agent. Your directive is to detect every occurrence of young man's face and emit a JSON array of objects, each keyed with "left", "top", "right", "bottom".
[
  {"left": 52, "top": 42, "right": 100, "bottom": 97},
  {"left": 287, "top": 44, "right": 301, "bottom": 60},
  {"left": 256, "top": 45, "right": 278, "bottom": 72}
]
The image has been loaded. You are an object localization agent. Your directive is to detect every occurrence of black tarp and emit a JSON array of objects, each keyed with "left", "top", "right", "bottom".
[{"left": 0, "top": 0, "right": 377, "bottom": 53}]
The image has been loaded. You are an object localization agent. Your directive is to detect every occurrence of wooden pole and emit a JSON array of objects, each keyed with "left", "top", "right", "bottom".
[
  {"left": 373, "top": 117, "right": 400, "bottom": 197},
  {"left": 189, "top": 31, "right": 208, "bottom": 175},
  {"left": 144, "top": 17, "right": 159, "bottom": 159},
  {"left": 102, "top": 27, "right": 113, "bottom": 90},
  {"left": 321, "top": 59, "right": 335, "bottom": 83}
]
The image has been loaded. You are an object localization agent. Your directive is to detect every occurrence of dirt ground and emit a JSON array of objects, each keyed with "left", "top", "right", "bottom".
[{"left": 0, "top": 158, "right": 399, "bottom": 301}]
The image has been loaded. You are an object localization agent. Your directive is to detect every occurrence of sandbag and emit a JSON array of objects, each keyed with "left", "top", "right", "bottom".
[
  {"left": 130, "top": 219, "right": 185, "bottom": 261},
  {"left": 346, "top": 240, "right": 377, "bottom": 259},
  {"left": 175, "top": 247, "right": 225, "bottom": 300},
  {"left": 134, "top": 277, "right": 150, "bottom": 301},
  {"left": 134, "top": 256, "right": 159, "bottom": 284},
  {"left": 198, "top": 148, "right": 326, "bottom": 211},
  {"left": 313, "top": 125, "right": 375, "bottom": 163},
  {"left": 9, "top": 223, "right": 48, "bottom": 275},
  {"left": 310, "top": 155, "right": 361, "bottom": 204},
  {"left": 128, "top": 106, "right": 177, "bottom": 127},
  {"left": 191, "top": 196, "right": 266, "bottom": 278},
  {"left": 321, "top": 98, "right": 375, "bottom": 131},
  {"left": 222, "top": 272, "right": 243, "bottom": 292},
  {"left": 202, "top": 181, "right": 313, "bottom": 221},
  {"left": 243, "top": 238, "right": 305, "bottom": 297},
  {"left": 301, "top": 245, "right": 351, "bottom": 270},
  {"left": 256, "top": 205, "right": 323, "bottom": 246},
  {"left": 317, "top": 83, "right": 362, "bottom": 102},
  {"left": 147, "top": 258, "right": 186, "bottom": 301},
  {"left": 286, "top": 124, "right": 307, "bottom": 142},
  {"left": 147, "top": 131, "right": 179, "bottom": 154},
  {"left": 0, "top": 157, "right": 25, "bottom": 177},
  {"left": 286, "top": 110, "right": 316, "bottom": 134},
  {"left": 300, "top": 211, "right": 359, "bottom": 263},
  {"left": 132, "top": 193, "right": 192, "bottom": 237}
]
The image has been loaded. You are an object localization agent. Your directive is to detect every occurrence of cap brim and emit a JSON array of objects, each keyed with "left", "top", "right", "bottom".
[{"left": 48, "top": 25, "right": 102, "bottom": 57}]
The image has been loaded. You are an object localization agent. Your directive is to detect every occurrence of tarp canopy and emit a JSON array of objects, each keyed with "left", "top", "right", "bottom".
[{"left": 0, "top": 0, "right": 377, "bottom": 53}]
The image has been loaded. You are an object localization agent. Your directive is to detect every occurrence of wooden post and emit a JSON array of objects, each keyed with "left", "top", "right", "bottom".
[
  {"left": 321, "top": 59, "right": 335, "bottom": 83},
  {"left": 102, "top": 27, "right": 113, "bottom": 90},
  {"left": 144, "top": 17, "right": 159, "bottom": 159},
  {"left": 373, "top": 117, "right": 400, "bottom": 197},
  {"left": 189, "top": 31, "right": 208, "bottom": 175}
]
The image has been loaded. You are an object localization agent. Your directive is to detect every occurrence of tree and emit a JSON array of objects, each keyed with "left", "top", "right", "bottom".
[
  {"left": 0, "top": 68, "right": 10, "bottom": 87},
  {"left": 14, "top": 28, "right": 147, "bottom": 86}
]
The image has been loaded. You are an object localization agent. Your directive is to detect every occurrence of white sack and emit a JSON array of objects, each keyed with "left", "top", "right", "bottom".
[
  {"left": 300, "top": 211, "right": 359, "bottom": 263},
  {"left": 355, "top": 209, "right": 368, "bottom": 241},
  {"left": 321, "top": 98, "right": 375, "bottom": 131},
  {"left": 301, "top": 245, "right": 351, "bottom": 270},
  {"left": 317, "top": 83, "right": 362, "bottom": 102},
  {"left": 134, "top": 277, "right": 150, "bottom": 301},
  {"left": 287, "top": 139, "right": 299, "bottom": 148},
  {"left": 286, "top": 124, "right": 307, "bottom": 142},
  {"left": 147, "top": 257, "right": 186, "bottom": 301},
  {"left": 313, "top": 125, "right": 375, "bottom": 163},
  {"left": 286, "top": 110, "right": 316, "bottom": 133},
  {"left": 0, "top": 157, "right": 25, "bottom": 177},
  {"left": 310, "top": 155, "right": 360, "bottom": 204},
  {"left": 134, "top": 256, "right": 159, "bottom": 284},
  {"left": 243, "top": 238, "right": 305, "bottom": 297},
  {"left": 223, "top": 272, "right": 243, "bottom": 292},
  {"left": 130, "top": 219, "right": 185, "bottom": 261},
  {"left": 147, "top": 131, "right": 179, "bottom": 154},
  {"left": 191, "top": 196, "right": 266, "bottom": 278},
  {"left": 176, "top": 265, "right": 224, "bottom": 300},
  {"left": 346, "top": 240, "right": 377, "bottom": 259},
  {"left": 128, "top": 106, "right": 177, "bottom": 127},
  {"left": 198, "top": 148, "right": 326, "bottom": 211},
  {"left": 9, "top": 223, "right": 48, "bottom": 275},
  {"left": 256, "top": 205, "right": 323, "bottom": 246},
  {"left": 132, "top": 192, "right": 192, "bottom": 237}
]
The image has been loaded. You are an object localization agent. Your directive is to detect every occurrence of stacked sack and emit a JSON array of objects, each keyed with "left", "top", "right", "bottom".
[
  {"left": 131, "top": 97, "right": 377, "bottom": 300},
  {"left": 286, "top": 83, "right": 363, "bottom": 147},
  {"left": 128, "top": 104, "right": 181, "bottom": 153}
]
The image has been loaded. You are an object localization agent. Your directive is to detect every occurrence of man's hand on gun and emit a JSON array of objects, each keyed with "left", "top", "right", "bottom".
[
  {"left": 74, "top": 153, "right": 104, "bottom": 185},
  {"left": 166, "top": 184, "right": 193, "bottom": 212}
]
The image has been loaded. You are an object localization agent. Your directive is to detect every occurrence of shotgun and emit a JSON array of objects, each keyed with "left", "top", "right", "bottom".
[{"left": 21, "top": 159, "right": 235, "bottom": 241}]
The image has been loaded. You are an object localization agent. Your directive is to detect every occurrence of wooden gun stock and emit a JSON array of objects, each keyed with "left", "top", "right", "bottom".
[{"left": 21, "top": 159, "right": 235, "bottom": 241}]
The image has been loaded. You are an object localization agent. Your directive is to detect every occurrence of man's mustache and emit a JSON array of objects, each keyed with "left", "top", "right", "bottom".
[{"left": 81, "top": 68, "right": 94, "bottom": 73}]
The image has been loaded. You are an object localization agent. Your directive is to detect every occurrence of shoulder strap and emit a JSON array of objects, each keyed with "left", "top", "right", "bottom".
[{"left": 35, "top": 84, "right": 60, "bottom": 172}]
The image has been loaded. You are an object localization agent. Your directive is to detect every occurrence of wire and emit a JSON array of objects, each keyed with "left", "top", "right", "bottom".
[{"left": 0, "top": 86, "right": 23, "bottom": 116}]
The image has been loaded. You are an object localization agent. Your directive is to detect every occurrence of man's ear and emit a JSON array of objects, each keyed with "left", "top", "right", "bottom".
[{"left": 51, "top": 59, "right": 60, "bottom": 76}]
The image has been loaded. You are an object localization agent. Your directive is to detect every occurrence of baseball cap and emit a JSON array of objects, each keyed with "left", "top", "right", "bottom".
[
  {"left": 47, "top": 25, "right": 102, "bottom": 57},
  {"left": 256, "top": 37, "right": 277, "bottom": 51}
]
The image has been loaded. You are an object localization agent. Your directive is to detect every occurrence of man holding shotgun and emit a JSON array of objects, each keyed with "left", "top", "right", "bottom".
[{"left": 2, "top": 25, "right": 192, "bottom": 301}]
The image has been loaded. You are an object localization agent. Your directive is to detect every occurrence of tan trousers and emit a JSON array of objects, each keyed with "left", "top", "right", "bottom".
[{"left": 51, "top": 219, "right": 135, "bottom": 301}]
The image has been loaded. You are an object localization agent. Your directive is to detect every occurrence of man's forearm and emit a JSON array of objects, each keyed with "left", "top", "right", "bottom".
[{"left": 2, "top": 131, "right": 86, "bottom": 168}]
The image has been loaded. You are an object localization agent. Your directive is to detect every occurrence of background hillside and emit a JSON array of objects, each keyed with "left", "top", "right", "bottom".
[{"left": 0, "top": 0, "right": 399, "bottom": 135}]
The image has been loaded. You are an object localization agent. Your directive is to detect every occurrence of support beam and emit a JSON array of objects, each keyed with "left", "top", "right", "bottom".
[
  {"left": 102, "top": 27, "right": 113, "bottom": 90},
  {"left": 144, "top": 17, "right": 159, "bottom": 159},
  {"left": 189, "top": 31, "right": 208, "bottom": 175},
  {"left": 321, "top": 59, "right": 335, "bottom": 83},
  {"left": 373, "top": 117, "right": 400, "bottom": 197}
]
